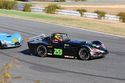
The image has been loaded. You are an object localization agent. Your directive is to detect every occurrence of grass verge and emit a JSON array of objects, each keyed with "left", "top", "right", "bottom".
[{"left": 0, "top": 9, "right": 125, "bottom": 37}]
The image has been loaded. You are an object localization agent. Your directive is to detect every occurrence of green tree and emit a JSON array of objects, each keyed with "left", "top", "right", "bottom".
[
  {"left": 117, "top": 12, "right": 125, "bottom": 22},
  {"left": 45, "top": 4, "right": 61, "bottom": 14},
  {"left": 58, "top": 0, "right": 65, "bottom": 2},
  {"left": 94, "top": 10, "right": 106, "bottom": 19},
  {"left": 23, "top": 3, "right": 31, "bottom": 12},
  {"left": 0, "top": 0, "right": 16, "bottom": 9},
  {"left": 77, "top": 9, "right": 87, "bottom": 17}
]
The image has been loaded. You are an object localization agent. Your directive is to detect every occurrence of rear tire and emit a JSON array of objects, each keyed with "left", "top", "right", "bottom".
[
  {"left": 78, "top": 48, "right": 90, "bottom": 60},
  {"left": 36, "top": 45, "right": 47, "bottom": 57}
]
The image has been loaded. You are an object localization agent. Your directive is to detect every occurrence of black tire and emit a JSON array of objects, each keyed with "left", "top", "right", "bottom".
[
  {"left": 36, "top": 45, "right": 47, "bottom": 57},
  {"left": 78, "top": 48, "right": 91, "bottom": 60},
  {"left": 15, "top": 42, "right": 21, "bottom": 47}
]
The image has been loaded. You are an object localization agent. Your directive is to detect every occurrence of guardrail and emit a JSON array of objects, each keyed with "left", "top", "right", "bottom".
[
  {"left": 57, "top": 10, "right": 120, "bottom": 21},
  {"left": 30, "top": 7, "right": 44, "bottom": 12},
  {"left": 83, "top": 12, "right": 98, "bottom": 19},
  {"left": 16, "top": 5, "right": 120, "bottom": 22},
  {"left": 57, "top": 10, "right": 80, "bottom": 16},
  {"left": 105, "top": 14, "right": 120, "bottom": 21}
]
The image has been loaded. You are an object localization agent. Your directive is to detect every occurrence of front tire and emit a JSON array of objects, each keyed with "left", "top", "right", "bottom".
[
  {"left": 36, "top": 45, "right": 47, "bottom": 57},
  {"left": 78, "top": 48, "right": 91, "bottom": 60}
]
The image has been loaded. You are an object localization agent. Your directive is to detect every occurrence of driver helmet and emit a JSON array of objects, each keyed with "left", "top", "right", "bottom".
[{"left": 53, "top": 33, "right": 62, "bottom": 42}]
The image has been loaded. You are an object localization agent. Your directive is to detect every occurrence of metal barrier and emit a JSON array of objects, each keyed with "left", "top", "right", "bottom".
[
  {"left": 57, "top": 10, "right": 80, "bottom": 16},
  {"left": 83, "top": 12, "right": 98, "bottom": 19},
  {"left": 30, "top": 7, "right": 44, "bottom": 12},
  {"left": 16, "top": 5, "right": 120, "bottom": 22},
  {"left": 104, "top": 14, "right": 120, "bottom": 21},
  {"left": 15, "top": 4, "right": 24, "bottom": 11}
]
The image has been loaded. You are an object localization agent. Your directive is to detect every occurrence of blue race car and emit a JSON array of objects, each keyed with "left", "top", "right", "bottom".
[{"left": 0, "top": 32, "right": 23, "bottom": 48}]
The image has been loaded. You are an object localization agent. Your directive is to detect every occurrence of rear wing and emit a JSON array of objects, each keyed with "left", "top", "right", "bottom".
[{"left": 29, "top": 34, "right": 46, "bottom": 41}]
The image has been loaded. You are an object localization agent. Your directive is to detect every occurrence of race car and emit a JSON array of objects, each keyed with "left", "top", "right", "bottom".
[
  {"left": 28, "top": 33, "right": 109, "bottom": 60},
  {"left": 0, "top": 32, "right": 23, "bottom": 48}
]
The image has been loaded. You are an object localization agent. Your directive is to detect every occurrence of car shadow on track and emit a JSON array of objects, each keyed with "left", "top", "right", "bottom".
[
  {"left": 0, "top": 46, "right": 20, "bottom": 50},
  {"left": 19, "top": 49, "right": 32, "bottom": 56},
  {"left": 19, "top": 49, "right": 76, "bottom": 60},
  {"left": 19, "top": 49, "right": 104, "bottom": 61}
]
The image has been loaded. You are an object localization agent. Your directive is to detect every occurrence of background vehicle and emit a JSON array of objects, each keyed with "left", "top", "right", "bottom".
[
  {"left": 0, "top": 32, "right": 23, "bottom": 48},
  {"left": 28, "top": 33, "right": 108, "bottom": 60}
]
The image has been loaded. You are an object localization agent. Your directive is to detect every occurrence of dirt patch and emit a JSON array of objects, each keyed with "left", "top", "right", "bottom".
[{"left": 62, "top": 5, "right": 125, "bottom": 15}]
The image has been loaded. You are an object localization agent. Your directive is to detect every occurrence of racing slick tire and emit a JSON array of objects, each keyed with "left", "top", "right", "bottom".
[
  {"left": 78, "top": 48, "right": 91, "bottom": 60},
  {"left": 36, "top": 45, "right": 47, "bottom": 57},
  {"left": 15, "top": 42, "right": 21, "bottom": 47}
]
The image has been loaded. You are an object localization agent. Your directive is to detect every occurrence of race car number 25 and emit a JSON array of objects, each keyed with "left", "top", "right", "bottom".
[{"left": 54, "top": 48, "right": 62, "bottom": 55}]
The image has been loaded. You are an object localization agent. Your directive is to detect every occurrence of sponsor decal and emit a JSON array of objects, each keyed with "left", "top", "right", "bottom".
[
  {"left": 64, "top": 44, "right": 69, "bottom": 48},
  {"left": 12, "top": 38, "right": 18, "bottom": 43},
  {"left": 47, "top": 46, "right": 53, "bottom": 48}
]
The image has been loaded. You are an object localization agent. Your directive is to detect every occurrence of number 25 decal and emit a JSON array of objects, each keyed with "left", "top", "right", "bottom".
[{"left": 54, "top": 48, "right": 63, "bottom": 55}]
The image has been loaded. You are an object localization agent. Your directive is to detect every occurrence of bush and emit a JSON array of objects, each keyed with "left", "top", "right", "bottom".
[
  {"left": 94, "top": 10, "right": 106, "bottom": 19},
  {"left": 23, "top": 3, "right": 31, "bottom": 12},
  {"left": 117, "top": 12, "right": 125, "bottom": 22},
  {"left": 0, "top": 1, "right": 4, "bottom": 9},
  {"left": 75, "top": 0, "right": 86, "bottom": 1},
  {"left": 58, "top": 0, "right": 65, "bottom": 2},
  {"left": 0, "top": 1, "right": 17, "bottom": 9},
  {"left": 45, "top": 4, "right": 61, "bottom": 14},
  {"left": 76, "top": 9, "right": 87, "bottom": 17}
]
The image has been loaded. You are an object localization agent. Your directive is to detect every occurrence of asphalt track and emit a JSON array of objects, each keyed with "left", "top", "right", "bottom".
[{"left": 0, "top": 16, "right": 125, "bottom": 83}]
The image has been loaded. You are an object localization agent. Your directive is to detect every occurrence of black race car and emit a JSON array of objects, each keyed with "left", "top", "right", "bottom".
[{"left": 28, "top": 33, "right": 108, "bottom": 60}]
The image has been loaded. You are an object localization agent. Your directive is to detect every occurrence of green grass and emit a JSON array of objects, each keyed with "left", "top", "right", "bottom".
[
  {"left": 0, "top": 9, "right": 125, "bottom": 37},
  {"left": 0, "top": 9, "right": 57, "bottom": 19}
]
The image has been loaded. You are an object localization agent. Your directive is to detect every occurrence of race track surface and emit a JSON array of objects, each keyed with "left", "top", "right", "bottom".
[{"left": 0, "top": 16, "right": 125, "bottom": 83}]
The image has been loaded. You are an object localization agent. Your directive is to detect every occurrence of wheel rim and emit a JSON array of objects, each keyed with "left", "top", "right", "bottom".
[
  {"left": 15, "top": 42, "right": 20, "bottom": 46},
  {"left": 37, "top": 45, "right": 47, "bottom": 57},
  {"left": 79, "top": 48, "right": 89, "bottom": 60}
]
